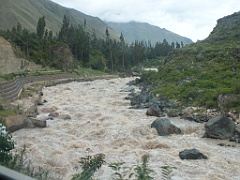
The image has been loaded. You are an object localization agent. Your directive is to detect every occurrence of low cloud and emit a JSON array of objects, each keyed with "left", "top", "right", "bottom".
[{"left": 51, "top": 0, "right": 240, "bottom": 42}]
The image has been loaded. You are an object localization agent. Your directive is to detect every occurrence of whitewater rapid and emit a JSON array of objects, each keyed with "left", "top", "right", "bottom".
[{"left": 12, "top": 77, "right": 240, "bottom": 179}]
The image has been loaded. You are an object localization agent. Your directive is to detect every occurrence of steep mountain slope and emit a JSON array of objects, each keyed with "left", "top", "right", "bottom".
[
  {"left": 143, "top": 11, "right": 240, "bottom": 109},
  {"left": 0, "top": 0, "right": 193, "bottom": 44},
  {"left": 0, "top": 0, "right": 119, "bottom": 39},
  {"left": 105, "top": 21, "right": 193, "bottom": 45},
  {"left": 205, "top": 11, "right": 240, "bottom": 43}
]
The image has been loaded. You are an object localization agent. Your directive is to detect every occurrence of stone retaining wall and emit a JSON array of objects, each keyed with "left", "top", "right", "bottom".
[
  {"left": 1, "top": 73, "right": 119, "bottom": 132},
  {"left": 0, "top": 74, "right": 119, "bottom": 101},
  {"left": 0, "top": 73, "right": 79, "bottom": 101}
]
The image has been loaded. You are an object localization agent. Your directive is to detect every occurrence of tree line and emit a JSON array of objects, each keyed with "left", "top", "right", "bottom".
[{"left": 0, "top": 15, "right": 184, "bottom": 72}]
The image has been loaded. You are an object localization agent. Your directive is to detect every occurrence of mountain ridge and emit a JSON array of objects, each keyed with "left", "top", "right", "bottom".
[
  {"left": 105, "top": 21, "right": 193, "bottom": 44},
  {"left": 0, "top": 0, "right": 193, "bottom": 44},
  {"left": 0, "top": 0, "right": 120, "bottom": 39}
]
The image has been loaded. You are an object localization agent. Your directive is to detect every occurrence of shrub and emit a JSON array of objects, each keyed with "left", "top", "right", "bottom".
[
  {"left": 0, "top": 124, "right": 14, "bottom": 165},
  {"left": 72, "top": 151, "right": 105, "bottom": 180},
  {"left": 134, "top": 154, "right": 154, "bottom": 180},
  {"left": 0, "top": 104, "right": 3, "bottom": 111},
  {"left": 0, "top": 124, "right": 51, "bottom": 179},
  {"left": 72, "top": 153, "right": 157, "bottom": 180}
]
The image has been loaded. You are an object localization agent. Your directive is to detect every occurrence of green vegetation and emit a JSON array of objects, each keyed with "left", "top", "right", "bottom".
[
  {"left": 0, "top": 15, "right": 179, "bottom": 74},
  {"left": 0, "top": 0, "right": 119, "bottom": 40},
  {"left": 0, "top": 124, "right": 51, "bottom": 179},
  {"left": 108, "top": 155, "right": 154, "bottom": 180},
  {"left": 75, "top": 67, "right": 107, "bottom": 77},
  {"left": 72, "top": 152, "right": 105, "bottom": 180},
  {"left": 0, "top": 102, "right": 20, "bottom": 118},
  {"left": 142, "top": 11, "right": 240, "bottom": 110},
  {"left": 0, "top": 70, "right": 63, "bottom": 80},
  {"left": 0, "top": 124, "right": 14, "bottom": 165},
  {"left": 72, "top": 152, "right": 176, "bottom": 180}
]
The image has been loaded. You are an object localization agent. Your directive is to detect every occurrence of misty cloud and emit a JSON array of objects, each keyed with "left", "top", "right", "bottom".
[{"left": 50, "top": 0, "right": 240, "bottom": 42}]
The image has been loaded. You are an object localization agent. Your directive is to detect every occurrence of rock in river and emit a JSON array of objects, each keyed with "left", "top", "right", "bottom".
[{"left": 151, "top": 117, "right": 181, "bottom": 136}]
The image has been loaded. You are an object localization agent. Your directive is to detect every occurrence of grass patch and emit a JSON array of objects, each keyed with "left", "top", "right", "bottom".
[
  {"left": 75, "top": 68, "right": 107, "bottom": 77},
  {"left": 0, "top": 70, "right": 64, "bottom": 80},
  {"left": 0, "top": 109, "right": 17, "bottom": 117}
]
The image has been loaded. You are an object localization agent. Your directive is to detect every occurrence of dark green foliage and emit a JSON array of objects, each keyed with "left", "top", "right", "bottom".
[
  {"left": 142, "top": 13, "right": 240, "bottom": 109},
  {"left": 0, "top": 14, "right": 179, "bottom": 73},
  {"left": 36, "top": 16, "right": 46, "bottom": 39},
  {"left": 58, "top": 15, "right": 70, "bottom": 42},
  {"left": 0, "top": 123, "right": 51, "bottom": 179},
  {"left": 7, "top": 147, "right": 50, "bottom": 180},
  {"left": 109, "top": 162, "right": 133, "bottom": 180},
  {"left": 134, "top": 155, "right": 154, "bottom": 180},
  {"left": 109, "top": 155, "right": 154, "bottom": 180},
  {"left": 72, "top": 153, "right": 105, "bottom": 180},
  {"left": 72, "top": 153, "right": 156, "bottom": 180},
  {"left": 0, "top": 124, "right": 14, "bottom": 165},
  {"left": 0, "top": 104, "right": 3, "bottom": 111},
  {"left": 89, "top": 49, "right": 106, "bottom": 71}
]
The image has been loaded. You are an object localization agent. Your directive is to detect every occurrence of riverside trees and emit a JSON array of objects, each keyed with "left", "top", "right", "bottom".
[{"left": 0, "top": 15, "right": 177, "bottom": 72}]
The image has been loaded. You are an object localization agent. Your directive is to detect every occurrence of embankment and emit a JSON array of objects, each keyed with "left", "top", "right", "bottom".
[{"left": 0, "top": 73, "right": 79, "bottom": 101}]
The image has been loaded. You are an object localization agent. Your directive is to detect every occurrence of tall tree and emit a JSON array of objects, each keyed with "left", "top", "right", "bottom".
[
  {"left": 181, "top": 41, "right": 184, "bottom": 48},
  {"left": 59, "top": 15, "right": 70, "bottom": 41},
  {"left": 105, "top": 28, "right": 113, "bottom": 71},
  {"left": 120, "top": 32, "right": 126, "bottom": 71},
  {"left": 36, "top": 16, "right": 46, "bottom": 39},
  {"left": 176, "top": 42, "right": 180, "bottom": 49},
  {"left": 16, "top": 22, "right": 22, "bottom": 34}
]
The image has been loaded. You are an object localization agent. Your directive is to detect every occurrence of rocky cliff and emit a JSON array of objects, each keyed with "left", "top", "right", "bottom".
[{"left": 0, "top": 36, "right": 42, "bottom": 74}]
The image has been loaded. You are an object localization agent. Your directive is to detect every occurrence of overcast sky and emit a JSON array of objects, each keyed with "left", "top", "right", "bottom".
[{"left": 50, "top": 0, "right": 240, "bottom": 42}]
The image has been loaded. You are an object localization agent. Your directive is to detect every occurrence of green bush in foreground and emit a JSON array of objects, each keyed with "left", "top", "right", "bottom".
[
  {"left": 0, "top": 123, "right": 51, "bottom": 179},
  {"left": 72, "top": 151, "right": 175, "bottom": 180},
  {"left": 0, "top": 124, "right": 14, "bottom": 165}
]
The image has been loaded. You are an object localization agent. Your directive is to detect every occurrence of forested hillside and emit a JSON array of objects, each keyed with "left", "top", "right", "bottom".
[
  {"left": 0, "top": 0, "right": 119, "bottom": 40},
  {"left": 0, "top": 14, "right": 185, "bottom": 74},
  {"left": 142, "top": 11, "right": 240, "bottom": 111}
]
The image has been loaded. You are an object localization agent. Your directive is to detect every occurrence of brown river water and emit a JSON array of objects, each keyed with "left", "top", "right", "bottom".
[{"left": 12, "top": 77, "right": 240, "bottom": 180}]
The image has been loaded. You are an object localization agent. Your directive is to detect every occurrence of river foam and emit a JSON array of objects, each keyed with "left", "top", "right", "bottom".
[{"left": 12, "top": 77, "right": 240, "bottom": 179}]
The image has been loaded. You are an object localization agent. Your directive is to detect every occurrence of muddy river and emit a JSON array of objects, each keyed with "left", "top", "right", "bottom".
[{"left": 13, "top": 77, "right": 240, "bottom": 179}]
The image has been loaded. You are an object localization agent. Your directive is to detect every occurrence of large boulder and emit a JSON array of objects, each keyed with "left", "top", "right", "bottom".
[
  {"left": 49, "top": 112, "right": 59, "bottom": 117},
  {"left": 181, "top": 112, "right": 209, "bottom": 123},
  {"left": 149, "top": 99, "right": 172, "bottom": 109},
  {"left": 130, "top": 92, "right": 150, "bottom": 106},
  {"left": 4, "top": 115, "right": 47, "bottom": 132},
  {"left": 146, "top": 104, "right": 164, "bottom": 117},
  {"left": 30, "top": 118, "right": 47, "bottom": 128},
  {"left": 179, "top": 149, "right": 208, "bottom": 160},
  {"left": 180, "top": 107, "right": 213, "bottom": 123},
  {"left": 230, "top": 125, "right": 240, "bottom": 143},
  {"left": 5, "top": 115, "right": 30, "bottom": 132},
  {"left": 58, "top": 114, "right": 71, "bottom": 120},
  {"left": 151, "top": 117, "right": 181, "bottom": 136},
  {"left": 120, "top": 86, "right": 135, "bottom": 93},
  {"left": 167, "top": 109, "right": 179, "bottom": 117},
  {"left": 205, "top": 115, "right": 236, "bottom": 139}
]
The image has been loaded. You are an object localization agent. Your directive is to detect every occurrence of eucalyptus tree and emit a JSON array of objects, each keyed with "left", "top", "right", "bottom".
[{"left": 36, "top": 16, "right": 46, "bottom": 39}]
